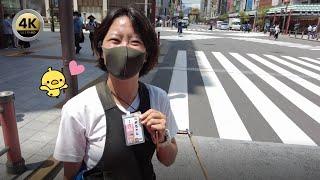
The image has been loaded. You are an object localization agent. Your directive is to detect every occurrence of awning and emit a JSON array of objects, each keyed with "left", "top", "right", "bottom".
[{"left": 267, "top": 4, "right": 320, "bottom": 15}]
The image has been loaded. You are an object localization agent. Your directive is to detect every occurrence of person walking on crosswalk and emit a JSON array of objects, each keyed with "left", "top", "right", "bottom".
[
  {"left": 274, "top": 25, "right": 280, "bottom": 40},
  {"left": 177, "top": 19, "right": 183, "bottom": 36}
]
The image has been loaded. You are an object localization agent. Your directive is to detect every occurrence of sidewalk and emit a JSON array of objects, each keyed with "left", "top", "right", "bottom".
[
  {"left": 287, "top": 33, "right": 320, "bottom": 42},
  {"left": 1, "top": 31, "right": 320, "bottom": 179},
  {"left": 0, "top": 31, "right": 104, "bottom": 179}
]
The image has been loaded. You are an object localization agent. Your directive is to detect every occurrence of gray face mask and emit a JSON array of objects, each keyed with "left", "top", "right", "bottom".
[{"left": 102, "top": 46, "right": 146, "bottom": 80}]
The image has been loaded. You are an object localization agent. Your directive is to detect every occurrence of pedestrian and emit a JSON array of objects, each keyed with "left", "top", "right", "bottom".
[
  {"left": 85, "top": 15, "right": 98, "bottom": 56},
  {"left": 312, "top": 25, "right": 317, "bottom": 39},
  {"left": 3, "top": 14, "right": 15, "bottom": 48},
  {"left": 307, "top": 25, "right": 312, "bottom": 39},
  {"left": 54, "top": 6, "right": 179, "bottom": 180},
  {"left": 177, "top": 19, "right": 183, "bottom": 36},
  {"left": 73, "top": 11, "right": 83, "bottom": 54},
  {"left": 274, "top": 25, "right": 280, "bottom": 40}
]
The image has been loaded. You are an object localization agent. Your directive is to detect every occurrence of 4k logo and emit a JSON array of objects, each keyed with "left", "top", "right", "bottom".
[{"left": 12, "top": 9, "right": 44, "bottom": 41}]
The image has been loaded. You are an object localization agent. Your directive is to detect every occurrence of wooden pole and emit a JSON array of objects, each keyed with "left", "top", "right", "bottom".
[
  {"left": 58, "top": 0, "right": 78, "bottom": 100},
  {"left": 285, "top": 10, "right": 292, "bottom": 34},
  {"left": 0, "top": 1, "right": 4, "bottom": 49}
]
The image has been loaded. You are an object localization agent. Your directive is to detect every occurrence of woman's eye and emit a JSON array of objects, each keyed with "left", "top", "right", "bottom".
[
  {"left": 131, "top": 40, "right": 141, "bottom": 45},
  {"left": 110, "top": 39, "right": 120, "bottom": 43}
]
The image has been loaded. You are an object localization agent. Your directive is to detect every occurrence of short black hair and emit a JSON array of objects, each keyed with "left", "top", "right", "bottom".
[{"left": 93, "top": 6, "right": 159, "bottom": 77}]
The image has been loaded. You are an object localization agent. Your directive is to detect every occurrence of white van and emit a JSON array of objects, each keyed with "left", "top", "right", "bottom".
[{"left": 230, "top": 18, "right": 241, "bottom": 31}]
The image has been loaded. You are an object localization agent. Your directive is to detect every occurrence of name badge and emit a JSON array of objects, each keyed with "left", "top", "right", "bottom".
[{"left": 122, "top": 111, "right": 145, "bottom": 146}]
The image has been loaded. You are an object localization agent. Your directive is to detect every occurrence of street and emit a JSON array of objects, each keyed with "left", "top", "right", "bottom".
[
  {"left": 152, "top": 24, "right": 320, "bottom": 146},
  {"left": 1, "top": 26, "right": 320, "bottom": 179}
]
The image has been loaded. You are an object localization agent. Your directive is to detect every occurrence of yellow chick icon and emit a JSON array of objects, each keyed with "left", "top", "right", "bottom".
[{"left": 39, "top": 67, "right": 68, "bottom": 98}]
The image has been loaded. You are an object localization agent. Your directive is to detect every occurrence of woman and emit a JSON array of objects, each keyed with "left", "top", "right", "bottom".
[
  {"left": 53, "top": 6, "right": 179, "bottom": 180},
  {"left": 85, "top": 15, "right": 99, "bottom": 56}
]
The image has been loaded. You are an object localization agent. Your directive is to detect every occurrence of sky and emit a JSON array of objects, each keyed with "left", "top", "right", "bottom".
[{"left": 182, "top": 0, "right": 201, "bottom": 9}]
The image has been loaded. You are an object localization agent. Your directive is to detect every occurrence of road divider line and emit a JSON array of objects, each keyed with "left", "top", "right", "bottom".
[
  {"left": 282, "top": 56, "right": 320, "bottom": 72},
  {"left": 229, "top": 52, "right": 317, "bottom": 146},
  {"left": 264, "top": 55, "right": 320, "bottom": 80},
  {"left": 168, "top": 50, "right": 189, "bottom": 131},
  {"left": 299, "top": 57, "right": 320, "bottom": 66},
  {"left": 196, "top": 51, "right": 251, "bottom": 140},
  {"left": 248, "top": 54, "right": 320, "bottom": 97}
]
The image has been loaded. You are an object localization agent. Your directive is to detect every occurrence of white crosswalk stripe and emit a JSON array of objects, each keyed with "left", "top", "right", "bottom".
[
  {"left": 299, "top": 57, "right": 320, "bottom": 66},
  {"left": 219, "top": 52, "right": 316, "bottom": 146},
  {"left": 264, "top": 55, "right": 320, "bottom": 80},
  {"left": 166, "top": 50, "right": 320, "bottom": 146},
  {"left": 230, "top": 53, "right": 320, "bottom": 125},
  {"left": 282, "top": 56, "right": 320, "bottom": 72},
  {"left": 195, "top": 51, "right": 251, "bottom": 140},
  {"left": 247, "top": 54, "right": 320, "bottom": 97},
  {"left": 168, "top": 51, "right": 189, "bottom": 131}
]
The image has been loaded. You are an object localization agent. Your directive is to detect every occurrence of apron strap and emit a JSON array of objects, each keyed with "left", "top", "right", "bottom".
[{"left": 95, "top": 81, "right": 116, "bottom": 111}]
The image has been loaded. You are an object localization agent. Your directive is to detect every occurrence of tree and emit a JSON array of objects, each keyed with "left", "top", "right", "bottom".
[
  {"left": 179, "top": 10, "right": 184, "bottom": 18},
  {"left": 239, "top": 11, "right": 249, "bottom": 24},
  {"left": 257, "top": 7, "right": 270, "bottom": 31},
  {"left": 218, "top": 13, "right": 228, "bottom": 21}
]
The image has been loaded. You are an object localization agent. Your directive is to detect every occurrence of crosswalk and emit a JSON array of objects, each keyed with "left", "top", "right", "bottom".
[{"left": 166, "top": 50, "right": 320, "bottom": 146}]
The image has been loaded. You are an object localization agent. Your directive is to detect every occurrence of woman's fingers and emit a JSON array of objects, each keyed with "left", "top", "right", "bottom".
[{"left": 140, "top": 109, "right": 165, "bottom": 125}]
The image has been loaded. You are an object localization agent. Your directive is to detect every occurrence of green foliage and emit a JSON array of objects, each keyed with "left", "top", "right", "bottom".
[
  {"left": 239, "top": 11, "right": 249, "bottom": 24},
  {"left": 218, "top": 13, "right": 228, "bottom": 21},
  {"left": 179, "top": 10, "right": 184, "bottom": 18},
  {"left": 256, "top": 7, "right": 270, "bottom": 31}
]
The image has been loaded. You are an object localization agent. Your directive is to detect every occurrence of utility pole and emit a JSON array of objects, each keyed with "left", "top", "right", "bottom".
[
  {"left": 50, "top": 0, "right": 55, "bottom": 32},
  {"left": 0, "top": 0, "right": 4, "bottom": 49},
  {"left": 151, "top": 0, "right": 156, "bottom": 27},
  {"left": 58, "top": 0, "right": 78, "bottom": 100}
]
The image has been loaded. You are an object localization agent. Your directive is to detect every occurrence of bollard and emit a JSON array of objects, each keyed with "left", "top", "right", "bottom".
[
  {"left": 158, "top": 31, "right": 160, "bottom": 45},
  {"left": 0, "top": 91, "right": 26, "bottom": 174},
  {"left": 301, "top": 31, "right": 304, "bottom": 39}
]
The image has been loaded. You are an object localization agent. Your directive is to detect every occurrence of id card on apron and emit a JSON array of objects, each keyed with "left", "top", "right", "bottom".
[{"left": 122, "top": 111, "right": 145, "bottom": 146}]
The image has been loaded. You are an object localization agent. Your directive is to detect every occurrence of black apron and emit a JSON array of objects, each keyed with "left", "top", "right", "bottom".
[{"left": 83, "top": 81, "right": 156, "bottom": 180}]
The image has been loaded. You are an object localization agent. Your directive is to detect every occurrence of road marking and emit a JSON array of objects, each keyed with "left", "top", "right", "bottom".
[
  {"left": 229, "top": 37, "right": 318, "bottom": 51},
  {"left": 226, "top": 52, "right": 316, "bottom": 146},
  {"left": 282, "top": 56, "right": 320, "bottom": 72},
  {"left": 264, "top": 55, "right": 320, "bottom": 80},
  {"left": 298, "top": 57, "right": 320, "bottom": 66},
  {"left": 160, "top": 35, "right": 221, "bottom": 41},
  {"left": 195, "top": 51, "right": 251, "bottom": 140},
  {"left": 248, "top": 54, "right": 320, "bottom": 97},
  {"left": 168, "top": 51, "right": 189, "bottom": 131}
]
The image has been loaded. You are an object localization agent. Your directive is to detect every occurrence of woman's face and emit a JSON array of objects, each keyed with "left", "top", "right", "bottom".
[{"left": 102, "top": 16, "right": 146, "bottom": 53}]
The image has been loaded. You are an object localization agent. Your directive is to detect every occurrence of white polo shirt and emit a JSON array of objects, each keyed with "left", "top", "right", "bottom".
[{"left": 53, "top": 83, "right": 179, "bottom": 170}]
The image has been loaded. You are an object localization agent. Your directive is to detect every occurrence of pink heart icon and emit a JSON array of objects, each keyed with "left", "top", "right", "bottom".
[{"left": 69, "top": 60, "right": 85, "bottom": 76}]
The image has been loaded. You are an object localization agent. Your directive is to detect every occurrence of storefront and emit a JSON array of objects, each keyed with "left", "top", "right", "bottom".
[{"left": 267, "top": 4, "right": 320, "bottom": 33}]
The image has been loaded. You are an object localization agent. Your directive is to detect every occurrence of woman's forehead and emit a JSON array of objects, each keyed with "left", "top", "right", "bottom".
[{"left": 107, "top": 17, "right": 141, "bottom": 38}]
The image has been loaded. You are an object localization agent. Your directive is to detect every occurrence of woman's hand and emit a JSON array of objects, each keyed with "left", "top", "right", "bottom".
[{"left": 140, "top": 109, "right": 166, "bottom": 144}]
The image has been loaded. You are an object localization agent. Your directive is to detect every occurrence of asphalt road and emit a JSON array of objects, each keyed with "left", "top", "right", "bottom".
[
  {"left": 148, "top": 25, "right": 320, "bottom": 146},
  {"left": 140, "top": 25, "right": 320, "bottom": 179}
]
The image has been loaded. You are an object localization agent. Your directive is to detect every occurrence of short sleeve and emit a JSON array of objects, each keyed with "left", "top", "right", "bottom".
[
  {"left": 53, "top": 102, "right": 87, "bottom": 162},
  {"left": 163, "top": 95, "right": 179, "bottom": 139}
]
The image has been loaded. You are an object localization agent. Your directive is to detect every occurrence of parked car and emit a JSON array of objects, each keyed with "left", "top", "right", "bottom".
[
  {"left": 220, "top": 22, "right": 229, "bottom": 30},
  {"left": 216, "top": 21, "right": 223, "bottom": 29}
]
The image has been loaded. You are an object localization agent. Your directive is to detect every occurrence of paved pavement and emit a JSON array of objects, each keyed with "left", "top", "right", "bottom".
[{"left": 1, "top": 28, "right": 320, "bottom": 179}]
